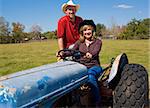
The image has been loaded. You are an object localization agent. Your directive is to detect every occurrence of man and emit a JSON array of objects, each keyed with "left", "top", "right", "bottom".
[{"left": 57, "top": 0, "right": 83, "bottom": 50}]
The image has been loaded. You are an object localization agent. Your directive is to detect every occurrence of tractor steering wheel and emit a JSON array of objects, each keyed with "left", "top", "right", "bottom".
[{"left": 57, "top": 49, "right": 84, "bottom": 62}]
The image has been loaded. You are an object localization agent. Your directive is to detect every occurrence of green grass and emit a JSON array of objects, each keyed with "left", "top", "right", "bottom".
[
  {"left": 0, "top": 39, "right": 149, "bottom": 76},
  {"left": 100, "top": 40, "right": 149, "bottom": 72},
  {"left": 0, "top": 40, "right": 59, "bottom": 76}
]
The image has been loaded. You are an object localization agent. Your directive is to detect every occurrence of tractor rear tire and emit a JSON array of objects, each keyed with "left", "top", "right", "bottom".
[{"left": 113, "top": 64, "right": 149, "bottom": 108}]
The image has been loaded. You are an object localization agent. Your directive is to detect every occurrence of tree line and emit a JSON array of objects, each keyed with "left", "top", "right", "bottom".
[
  {"left": 0, "top": 17, "right": 57, "bottom": 44},
  {"left": 95, "top": 18, "right": 149, "bottom": 40},
  {"left": 0, "top": 16, "right": 149, "bottom": 44}
]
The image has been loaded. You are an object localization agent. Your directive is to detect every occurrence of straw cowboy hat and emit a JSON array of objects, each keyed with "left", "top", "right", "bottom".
[{"left": 61, "top": 0, "right": 80, "bottom": 13}]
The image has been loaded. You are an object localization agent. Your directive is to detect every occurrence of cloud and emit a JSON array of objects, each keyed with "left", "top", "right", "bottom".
[{"left": 114, "top": 4, "right": 134, "bottom": 9}]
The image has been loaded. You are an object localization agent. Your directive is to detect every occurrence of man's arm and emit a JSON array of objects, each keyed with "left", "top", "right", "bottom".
[{"left": 58, "top": 38, "right": 64, "bottom": 50}]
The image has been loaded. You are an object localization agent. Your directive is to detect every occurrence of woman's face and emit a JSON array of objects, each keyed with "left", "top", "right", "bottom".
[
  {"left": 83, "top": 26, "right": 93, "bottom": 39},
  {"left": 65, "top": 6, "right": 76, "bottom": 19}
]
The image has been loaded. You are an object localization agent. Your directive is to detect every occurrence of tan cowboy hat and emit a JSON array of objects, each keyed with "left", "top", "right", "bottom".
[{"left": 61, "top": 0, "right": 80, "bottom": 13}]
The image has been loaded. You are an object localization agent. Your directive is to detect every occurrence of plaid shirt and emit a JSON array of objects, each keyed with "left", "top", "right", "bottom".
[{"left": 73, "top": 39, "right": 102, "bottom": 68}]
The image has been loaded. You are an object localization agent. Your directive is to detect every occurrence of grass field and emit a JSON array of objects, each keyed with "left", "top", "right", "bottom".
[{"left": 0, "top": 39, "right": 149, "bottom": 76}]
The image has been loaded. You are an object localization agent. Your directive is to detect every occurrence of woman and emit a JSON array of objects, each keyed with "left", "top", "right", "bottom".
[{"left": 72, "top": 19, "right": 103, "bottom": 106}]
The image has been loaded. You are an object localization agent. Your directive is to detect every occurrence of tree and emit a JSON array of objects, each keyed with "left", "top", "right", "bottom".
[
  {"left": 0, "top": 16, "right": 10, "bottom": 36},
  {"left": 30, "top": 24, "right": 42, "bottom": 40},
  {"left": 119, "top": 18, "right": 150, "bottom": 39},
  {"left": 43, "top": 31, "right": 56, "bottom": 39},
  {"left": 136, "top": 18, "right": 150, "bottom": 39},
  {"left": 12, "top": 22, "right": 25, "bottom": 43},
  {"left": 96, "top": 23, "right": 106, "bottom": 37},
  {"left": 109, "top": 17, "right": 118, "bottom": 36}
]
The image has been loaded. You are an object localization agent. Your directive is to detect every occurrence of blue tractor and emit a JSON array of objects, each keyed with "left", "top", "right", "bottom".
[{"left": 0, "top": 49, "right": 149, "bottom": 108}]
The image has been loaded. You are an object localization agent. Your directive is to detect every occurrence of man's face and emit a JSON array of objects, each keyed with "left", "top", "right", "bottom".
[{"left": 65, "top": 6, "right": 76, "bottom": 19}]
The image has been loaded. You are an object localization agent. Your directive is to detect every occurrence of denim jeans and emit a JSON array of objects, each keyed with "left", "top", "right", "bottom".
[{"left": 88, "top": 66, "right": 103, "bottom": 104}]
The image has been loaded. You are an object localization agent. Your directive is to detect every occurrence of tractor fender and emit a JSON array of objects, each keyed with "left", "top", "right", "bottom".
[{"left": 107, "top": 53, "right": 128, "bottom": 88}]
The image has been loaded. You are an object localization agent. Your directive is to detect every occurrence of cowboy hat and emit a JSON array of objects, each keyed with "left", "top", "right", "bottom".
[
  {"left": 61, "top": 0, "right": 80, "bottom": 13},
  {"left": 78, "top": 20, "right": 96, "bottom": 32}
]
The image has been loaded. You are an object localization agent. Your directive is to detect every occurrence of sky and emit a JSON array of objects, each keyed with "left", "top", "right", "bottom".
[{"left": 0, "top": 0, "right": 149, "bottom": 32}]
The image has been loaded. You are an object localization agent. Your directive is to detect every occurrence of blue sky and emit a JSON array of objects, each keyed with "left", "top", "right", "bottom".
[{"left": 0, "top": 0, "right": 149, "bottom": 32}]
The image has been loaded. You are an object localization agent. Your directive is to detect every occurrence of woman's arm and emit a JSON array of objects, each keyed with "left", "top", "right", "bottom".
[{"left": 90, "top": 39, "right": 102, "bottom": 56}]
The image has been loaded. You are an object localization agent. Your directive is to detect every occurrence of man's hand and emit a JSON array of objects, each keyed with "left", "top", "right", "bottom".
[
  {"left": 56, "top": 51, "right": 64, "bottom": 62},
  {"left": 57, "top": 57, "right": 63, "bottom": 62}
]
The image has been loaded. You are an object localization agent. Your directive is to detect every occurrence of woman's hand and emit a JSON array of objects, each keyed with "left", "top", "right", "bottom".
[{"left": 85, "top": 52, "right": 92, "bottom": 59}]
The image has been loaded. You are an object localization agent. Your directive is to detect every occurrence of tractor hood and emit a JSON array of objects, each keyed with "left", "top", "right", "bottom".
[{"left": 0, "top": 61, "right": 88, "bottom": 107}]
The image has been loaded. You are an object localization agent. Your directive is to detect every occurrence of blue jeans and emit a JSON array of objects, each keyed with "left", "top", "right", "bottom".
[{"left": 88, "top": 66, "right": 103, "bottom": 104}]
